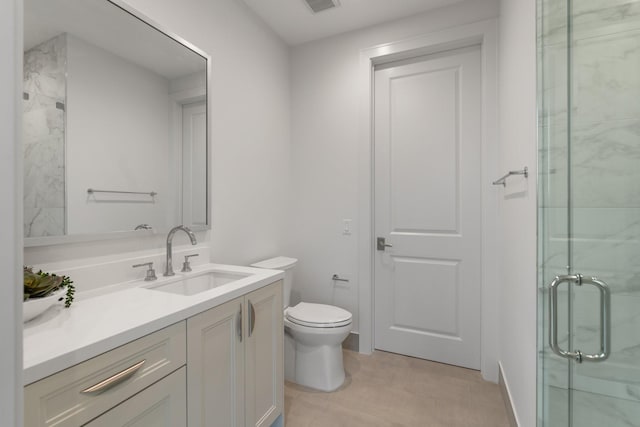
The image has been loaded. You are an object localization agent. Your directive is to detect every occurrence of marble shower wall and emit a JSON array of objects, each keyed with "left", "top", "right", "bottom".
[
  {"left": 23, "top": 34, "right": 67, "bottom": 237},
  {"left": 539, "top": 1, "right": 640, "bottom": 425}
]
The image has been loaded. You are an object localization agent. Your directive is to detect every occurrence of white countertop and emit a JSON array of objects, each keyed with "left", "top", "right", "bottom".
[{"left": 23, "top": 263, "right": 284, "bottom": 385}]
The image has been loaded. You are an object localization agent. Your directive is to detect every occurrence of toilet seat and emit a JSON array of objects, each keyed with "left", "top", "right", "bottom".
[{"left": 286, "top": 302, "right": 352, "bottom": 328}]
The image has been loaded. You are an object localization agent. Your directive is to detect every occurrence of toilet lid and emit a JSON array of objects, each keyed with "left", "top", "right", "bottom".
[{"left": 286, "top": 302, "right": 352, "bottom": 328}]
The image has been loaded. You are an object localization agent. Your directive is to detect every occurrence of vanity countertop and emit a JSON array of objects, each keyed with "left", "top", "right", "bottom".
[{"left": 23, "top": 263, "right": 284, "bottom": 385}]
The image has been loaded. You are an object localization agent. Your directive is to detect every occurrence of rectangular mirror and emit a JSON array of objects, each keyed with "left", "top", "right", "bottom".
[{"left": 23, "top": 0, "right": 210, "bottom": 245}]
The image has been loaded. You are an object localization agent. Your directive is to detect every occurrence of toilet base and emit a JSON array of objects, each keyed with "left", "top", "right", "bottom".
[
  {"left": 294, "top": 341, "right": 346, "bottom": 392},
  {"left": 283, "top": 307, "right": 352, "bottom": 392},
  {"left": 284, "top": 331, "right": 296, "bottom": 383}
]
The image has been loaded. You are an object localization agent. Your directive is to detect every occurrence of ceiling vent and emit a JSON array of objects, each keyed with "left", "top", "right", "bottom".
[{"left": 304, "top": 0, "right": 340, "bottom": 14}]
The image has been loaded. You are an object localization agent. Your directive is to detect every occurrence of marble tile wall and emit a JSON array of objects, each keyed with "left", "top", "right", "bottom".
[
  {"left": 542, "top": 384, "right": 640, "bottom": 427},
  {"left": 23, "top": 34, "right": 67, "bottom": 237},
  {"left": 539, "top": 1, "right": 640, "bottom": 424}
]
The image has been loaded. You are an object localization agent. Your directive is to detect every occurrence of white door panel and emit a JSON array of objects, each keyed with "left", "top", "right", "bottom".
[
  {"left": 374, "top": 46, "right": 482, "bottom": 369},
  {"left": 182, "top": 101, "right": 207, "bottom": 227},
  {"left": 391, "top": 257, "right": 460, "bottom": 336},
  {"left": 388, "top": 65, "right": 460, "bottom": 234}
]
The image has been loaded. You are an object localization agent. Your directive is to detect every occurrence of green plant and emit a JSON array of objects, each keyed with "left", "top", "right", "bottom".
[{"left": 23, "top": 267, "right": 75, "bottom": 308}]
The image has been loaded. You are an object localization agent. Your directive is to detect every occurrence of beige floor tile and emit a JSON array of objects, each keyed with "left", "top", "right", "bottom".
[{"left": 284, "top": 350, "right": 510, "bottom": 427}]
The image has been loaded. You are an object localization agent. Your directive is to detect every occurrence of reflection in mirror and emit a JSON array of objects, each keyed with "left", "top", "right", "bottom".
[{"left": 23, "top": 0, "right": 209, "bottom": 242}]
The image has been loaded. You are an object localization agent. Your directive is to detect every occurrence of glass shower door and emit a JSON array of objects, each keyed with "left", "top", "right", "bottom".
[{"left": 538, "top": 0, "right": 640, "bottom": 426}]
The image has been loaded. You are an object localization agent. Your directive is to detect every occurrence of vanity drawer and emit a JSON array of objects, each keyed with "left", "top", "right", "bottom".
[{"left": 24, "top": 321, "right": 186, "bottom": 427}]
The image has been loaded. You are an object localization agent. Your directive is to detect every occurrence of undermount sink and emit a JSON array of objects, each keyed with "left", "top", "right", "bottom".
[{"left": 147, "top": 270, "right": 252, "bottom": 296}]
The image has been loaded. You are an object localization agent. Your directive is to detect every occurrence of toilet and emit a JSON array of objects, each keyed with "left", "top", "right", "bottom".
[{"left": 250, "top": 257, "right": 352, "bottom": 392}]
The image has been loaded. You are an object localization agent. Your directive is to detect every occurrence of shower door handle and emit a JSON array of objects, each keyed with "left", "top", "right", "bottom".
[
  {"left": 549, "top": 275, "right": 582, "bottom": 361},
  {"left": 579, "top": 275, "right": 611, "bottom": 362},
  {"left": 548, "top": 274, "right": 611, "bottom": 363}
]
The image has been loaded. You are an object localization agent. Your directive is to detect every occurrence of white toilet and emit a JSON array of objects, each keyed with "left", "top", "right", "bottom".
[{"left": 250, "top": 257, "right": 352, "bottom": 392}]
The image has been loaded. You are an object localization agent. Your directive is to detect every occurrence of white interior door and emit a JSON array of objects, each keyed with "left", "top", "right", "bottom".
[
  {"left": 182, "top": 101, "right": 207, "bottom": 227},
  {"left": 373, "top": 46, "right": 482, "bottom": 369}
]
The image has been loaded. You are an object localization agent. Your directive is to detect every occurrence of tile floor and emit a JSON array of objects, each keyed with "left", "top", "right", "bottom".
[{"left": 284, "top": 350, "right": 510, "bottom": 427}]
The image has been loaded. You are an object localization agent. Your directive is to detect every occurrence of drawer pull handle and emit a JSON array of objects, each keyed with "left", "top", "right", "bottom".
[{"left": 81, "top": 359, "right": 146, "bottom": 395}]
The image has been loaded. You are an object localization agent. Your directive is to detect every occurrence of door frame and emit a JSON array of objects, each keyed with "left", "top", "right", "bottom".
[
  {"left": 357, "top": 19, "right": 500, "bottom": 381},
  {"left": 168, "top": 87, "right": 206, "bottom": 228}
]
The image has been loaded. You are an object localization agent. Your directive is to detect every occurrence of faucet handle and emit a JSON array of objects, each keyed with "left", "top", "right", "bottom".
[
  {"left": 181, "top": 254, "right": 199, "bottom": 273},
  {"left": 133, "top": 262, "right": 157, "bottom": 281}
]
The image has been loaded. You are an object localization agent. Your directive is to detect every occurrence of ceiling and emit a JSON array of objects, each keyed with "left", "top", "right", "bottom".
[{"left": 241, "top": 0, "right": 467, "bottom": 45}]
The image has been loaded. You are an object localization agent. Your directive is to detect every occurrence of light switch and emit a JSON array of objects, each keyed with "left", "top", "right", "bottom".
[{"left": 342, "top": 219, "right": 352, "bottom": 235}]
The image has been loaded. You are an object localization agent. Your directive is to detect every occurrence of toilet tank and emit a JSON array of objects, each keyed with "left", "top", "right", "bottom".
[{"left": 250, "top": 256, "right": 297, "bottom": 309}]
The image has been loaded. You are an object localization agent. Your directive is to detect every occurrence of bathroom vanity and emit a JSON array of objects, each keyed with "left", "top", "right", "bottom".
[{"left": 23, "top": 265, "right": 284, "bottom": 427}]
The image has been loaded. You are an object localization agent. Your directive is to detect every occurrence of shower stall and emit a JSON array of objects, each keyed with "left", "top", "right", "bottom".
[
  {"left": 537, "top": 0, "right": 640, "bottom": 425},
  {"left": 23, "top": 34, "right": 67, "bottom": 237}
]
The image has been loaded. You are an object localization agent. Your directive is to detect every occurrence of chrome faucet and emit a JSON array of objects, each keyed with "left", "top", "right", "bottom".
[{"left": 164, "top": 225, "right": 197, "bottom": 276}]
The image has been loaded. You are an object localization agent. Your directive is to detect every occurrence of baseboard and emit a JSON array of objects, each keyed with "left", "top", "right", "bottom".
[
  {"left": 498, "top": 362, "right": 520, "bottom": 427},
  {"left": 342, "top": 332, "right": 359, "bottom": 352}
]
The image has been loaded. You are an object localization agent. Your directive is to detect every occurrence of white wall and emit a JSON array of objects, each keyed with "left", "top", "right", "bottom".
[
  {"left": 498, "top": 0, "right": 537, "bottom": 425},
  {"left": 289, "top": 0, "right": 498, "bottom": 339},
  {"left": 24, "top": 0, "right": 291, "bottom": 275},
  {"left": 0, "top": 0, "right": 22, "bottom": 424},
  {"left": 66, "top": 34, "right": 172, "bottom": 234}
]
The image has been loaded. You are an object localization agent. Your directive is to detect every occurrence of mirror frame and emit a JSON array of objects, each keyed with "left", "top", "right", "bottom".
[{"left": 24, "top": 0, "right": 212, "bottom": 247}]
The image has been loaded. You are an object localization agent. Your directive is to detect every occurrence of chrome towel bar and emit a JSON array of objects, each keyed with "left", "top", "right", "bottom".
[
  {"left": 87, "top": 188, "right": 157, "bottom": 197},
  {"left": 492, "top": 167, "right": 528, "bottom": 187}
]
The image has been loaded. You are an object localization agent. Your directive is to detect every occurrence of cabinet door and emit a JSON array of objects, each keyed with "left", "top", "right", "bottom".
[
  {"left": 83, "top": 367, "right": 186, "bottom": 427},
  {"left": 187, "top": 296, "right": 244, "bottom": 427},
  {"left": 245, "top": 281, "right": 283, "bottom": 427}
]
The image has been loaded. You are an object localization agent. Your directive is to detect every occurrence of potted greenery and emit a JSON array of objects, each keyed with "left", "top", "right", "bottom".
[{"left": 23, "top": 267, "right": 75, "bottom": 322}]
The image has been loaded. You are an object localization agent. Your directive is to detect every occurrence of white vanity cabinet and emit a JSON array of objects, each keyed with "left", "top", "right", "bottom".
[
  {"left": 24, "top": 279, "right": 284, "bottom": 427},
  {"left": 187, "top": 280, "right": 283, "bottom": 427},
  {"left": 24, "top": 322, "right": 187, "bottom": 427}
]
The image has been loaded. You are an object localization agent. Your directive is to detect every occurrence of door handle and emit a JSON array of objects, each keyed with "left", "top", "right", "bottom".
[
  {"left": 377, "top": 237, "right": 393, "bottom": 251},
  {"left": 548, "top": 274, "right": 611, "bottom": 363}
]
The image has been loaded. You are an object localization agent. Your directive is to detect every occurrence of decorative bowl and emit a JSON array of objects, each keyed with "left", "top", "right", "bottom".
[{"left": 23, "top": 289, "right": 65, "bottom": 323}]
